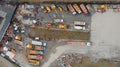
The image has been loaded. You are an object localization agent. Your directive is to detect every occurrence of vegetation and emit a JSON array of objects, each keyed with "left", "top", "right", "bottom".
[{"left": 29, "top": 27, "right": 90, "bottom": 40}]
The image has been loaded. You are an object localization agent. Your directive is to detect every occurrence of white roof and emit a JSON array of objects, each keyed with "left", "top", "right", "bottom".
[
  {"left": 32, "top": 40, "right": 42, "bottom": 45},
  {"left": 74, "top": 21, "right": 86, "bottom": 25},
  {"left": 74, "top": 26, "right": 83, "bottom": 29},
  {"left": 6, "top": 51, "right": 15, "bottom": 59}
]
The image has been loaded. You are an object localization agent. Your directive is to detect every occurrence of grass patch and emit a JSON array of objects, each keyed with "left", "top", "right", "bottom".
[{"left": 29, "top": 27, "right": 90, "bottom": 40}]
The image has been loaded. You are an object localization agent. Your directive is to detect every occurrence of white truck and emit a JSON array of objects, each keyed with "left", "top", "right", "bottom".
[
  {"left": 32, "top": 40, "right": 47, "bottom": 46},
  {"left": 74, "top": 21, "right": 86, "bottom": 30}
]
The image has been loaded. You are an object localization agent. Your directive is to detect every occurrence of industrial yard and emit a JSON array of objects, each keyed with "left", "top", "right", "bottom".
[{"left": 0, "top": 0, "right": 120, "bottom": 67}]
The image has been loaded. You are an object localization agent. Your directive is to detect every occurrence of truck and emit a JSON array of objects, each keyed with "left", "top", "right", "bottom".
[
  {"left": 86, "top": 4, "right": 94, "bottom": 15},
  {"left": 73, "top": 4, "right": 82, "bottom": 14},
  {"left": 80, "top": 4, "right": 88, "bottom": 14},
  {"left": 32, "top": 40, "right": 47, "bottom": 46},
  {"left": 27, "top": 44, "right": 44, "bottom": 51},
  {"left": 67, "top": 41, "right": 91, "bottom": 46},
  {"left": 67, "top": 4, "right": 76, "bottom": 15},
  {"left": 28, "top": 55, "right": 44, "bottom": 60},
  {"left": 74, "top": 21, "right": 86, "bottom": 30},
  {"left": 28, "top": 59, "right": 40, "bottom": 65},
  {"left": 29, "top": 50, "right": 44, "bottom": 55},
  {"left": 13, "top": 40, "right": 24, "bottom": 46}
]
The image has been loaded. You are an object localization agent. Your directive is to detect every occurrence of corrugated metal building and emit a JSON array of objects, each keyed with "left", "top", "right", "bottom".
[{"left": 0, "top": 4, "right": 16, "bottom": 41}]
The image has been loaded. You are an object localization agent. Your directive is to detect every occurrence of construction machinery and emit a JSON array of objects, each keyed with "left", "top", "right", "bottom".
[
  {"left": 15, "top": 35, "right": 22, "bottom": 41},
  {"left": 58, "top": 23, "right": 67, "bottom": 29}
]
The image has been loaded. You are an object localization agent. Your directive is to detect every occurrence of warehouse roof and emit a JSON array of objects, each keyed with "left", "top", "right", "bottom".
[{"left": 0, "top": 4, "right": 16, "bottom": 41}]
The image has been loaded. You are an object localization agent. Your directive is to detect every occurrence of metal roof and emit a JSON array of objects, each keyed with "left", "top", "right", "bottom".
[{"left": 0, "top": 4, "right": 16, "bottom": 41}]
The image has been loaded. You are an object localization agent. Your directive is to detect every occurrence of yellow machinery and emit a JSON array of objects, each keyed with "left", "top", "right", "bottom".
[
  {"left": 58, "top": 24, "right": 67, "bottom": 29},
  {"left": 28, "top": 59, "right": 40, "bottom": 65}
]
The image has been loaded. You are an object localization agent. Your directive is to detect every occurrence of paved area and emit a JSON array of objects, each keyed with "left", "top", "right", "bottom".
[
  {"left": 37, "top": 4, "right": 91, "bottom": 30},
  {"left": 91, "top": 10, "right": 120, "bottom": 59},
  {"left": 0, "top": 56, "right": 15, "bottom": 67},
  {"left": 41, "top": 10, "right": 120, "bottom": 67},
  {"left": 0, "top": 3, "right": 16, "bottom": 41}
]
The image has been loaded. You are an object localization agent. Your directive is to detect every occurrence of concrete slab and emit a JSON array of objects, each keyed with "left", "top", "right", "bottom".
[{"left": 91, "top": 11, "right": 120, "bottom": 46}]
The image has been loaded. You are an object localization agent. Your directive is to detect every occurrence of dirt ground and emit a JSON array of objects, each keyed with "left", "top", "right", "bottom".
[
  {"left": 71, "top": 56, "right": 118, "bottom": 67},
  {"left": 29, "top": 27, "right": 90, "bottom": 40}
]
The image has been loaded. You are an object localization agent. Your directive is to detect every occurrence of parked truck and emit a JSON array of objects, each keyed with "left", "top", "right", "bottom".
[
  {"left": 86, "top": 4, "right": 94, "bottom": 15},
  {"left": 27, "top": 44, "right": 44, "bottom": 51},
  {"left": 28, "top": 55, "right": 44, "bottom": 60},
  {"left": 13, "top": 40, "right": 24, "bottom": 46},
  {"left": 29, "top": 50, "right": 44, "bottom": 55},
  {"left": 67, "top": 41, "right": 91, "bottom": 46},
  {"left": 80, "top": 4, "right": 88, "bottom": 14},
  {"left": 28, "top": 59, "right": 40, "bottom": 65},
  {"left": 32, "top": 40, "right": 47, "bottom": 46},
  {"left": 74, "top": 21, "right": 86, "bottom": 30},
  {"left": 67, "top": 4, "right": 76, "bottom": 15},
  {"left": 73, "top": 4, "right": 82, "bottom": 14}
]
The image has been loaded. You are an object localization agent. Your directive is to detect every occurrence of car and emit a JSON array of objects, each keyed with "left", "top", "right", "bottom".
[
  {"left": 43, "top": 42, "right": 47, "bottom": 47},
  {"left": 35, "top": 37, "right": 40, "bottom": 41},
  {"left": 46, "top": 6, "right": 51, "bottom": 13},
  {"left": 45, "top": 23, "right": 51, "bottom": 28},
  {"left": 51, "top": 4, "right": 56, "bottom": 10},
  {"left": 58, "top": 6, "right": 63, "bottom": 12},
  {"left": 86, "top": 41, "right": 92, "bottom": 46}
]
